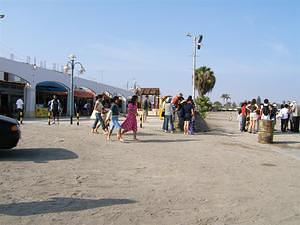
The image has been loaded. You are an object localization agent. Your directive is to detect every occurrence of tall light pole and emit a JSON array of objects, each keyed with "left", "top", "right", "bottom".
[
  {"left": 64, "top": 54, "right": 85, "bottom": 125},
  {"left": 126, "top": 78, "right": 136, "bottom": 91},
  {"left": 186, "top": 33, "right": 203, "bottom": 100}
]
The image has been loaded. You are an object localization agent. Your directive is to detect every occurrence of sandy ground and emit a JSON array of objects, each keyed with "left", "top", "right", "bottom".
[{"left": 0, "top": 112, "right": 300, "bottom": 225}]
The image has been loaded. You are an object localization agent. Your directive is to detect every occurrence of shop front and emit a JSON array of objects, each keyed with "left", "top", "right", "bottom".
[
  {"left": 0, "top": 80, "right": 25, "bottom": 117},
  {"left": 74, "top": 87, "right": 95, "bottom": 116},
  {"left": 35, "top": 81, "right": 68, "bottom": 117}
]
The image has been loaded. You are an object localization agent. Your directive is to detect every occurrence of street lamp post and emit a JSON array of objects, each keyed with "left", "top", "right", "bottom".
[
  {"left": 64, "top": 54, "right": 85, "bottom": 125},
  {"left": 186, "top": 33, "right": 203, "bottom": 100}
]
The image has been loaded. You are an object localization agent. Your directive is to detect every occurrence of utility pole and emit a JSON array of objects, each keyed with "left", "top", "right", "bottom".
[
  {"left": 64, "top": 54, "right": 85, "bottom": 125},
  {"left": 186, "top": 33, "right": 203, "bottom": 100}
]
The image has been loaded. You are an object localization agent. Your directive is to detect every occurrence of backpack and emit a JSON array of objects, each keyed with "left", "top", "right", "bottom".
[
  {"left": 52, "top": 99, "right": 59, "bottom": 112},
  {"left": 262, "top": 105, "right": 270, "bottom": 116}
]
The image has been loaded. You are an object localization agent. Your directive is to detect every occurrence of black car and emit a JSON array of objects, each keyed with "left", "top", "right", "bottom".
[{"left": 0, "top": 115, "right": 21, "bottom": 149}]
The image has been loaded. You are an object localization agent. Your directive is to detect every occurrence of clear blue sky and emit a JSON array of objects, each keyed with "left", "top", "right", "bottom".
[{"left": 1, "top": 0, "right": 300, "bottom": 104}]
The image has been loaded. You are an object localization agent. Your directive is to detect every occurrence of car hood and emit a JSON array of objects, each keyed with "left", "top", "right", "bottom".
[{"left": 0, "top": 115, "right": 19, "bottom": 125}]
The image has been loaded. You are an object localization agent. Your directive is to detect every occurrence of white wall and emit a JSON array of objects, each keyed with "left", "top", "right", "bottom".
[{"left": 0, "top": 57, "right": 133, "bottom": 117}]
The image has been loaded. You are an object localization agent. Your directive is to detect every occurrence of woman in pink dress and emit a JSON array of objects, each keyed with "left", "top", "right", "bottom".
[{"left": 120, "top": 95, "right": 138, "bottom": 141}]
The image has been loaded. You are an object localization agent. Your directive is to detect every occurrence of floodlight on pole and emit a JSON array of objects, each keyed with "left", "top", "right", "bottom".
[
  {"left": 0, "top": 15, "right": 5, "bottom": 19},
  {"left": 186, "top": 33, "right": 203, "bottom": 100}
]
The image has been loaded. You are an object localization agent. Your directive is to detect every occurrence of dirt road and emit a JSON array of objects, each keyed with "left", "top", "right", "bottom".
[{"left": 0, "top": 112, "right": 300, "bottom": 225}]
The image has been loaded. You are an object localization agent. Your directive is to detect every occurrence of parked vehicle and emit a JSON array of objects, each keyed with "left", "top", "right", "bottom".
[{"left": 0, "top": 115, "right": 21, "bottom": 149}]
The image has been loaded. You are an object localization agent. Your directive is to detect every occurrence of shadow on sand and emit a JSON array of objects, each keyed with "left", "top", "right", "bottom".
[
  {"left": 0, "top": 197, "right": 137, "bottom": 216},
  {"left": 203, "top": 128, "right": 237, "bottom": 137},
  {"left": 273, "top": 131, "right": 300, "bottom": 136},
  {"left": 273, "top": 141, "right": 300, "bottom": 145},
  {"left": 135, "top": 139, "right": 198, "bottom": 143},
  {"left": 0, "top": 148, "right": 78, "bottom": 163},
  {"left": 126, "top": 132, "right": 161, "bottom": 137}
]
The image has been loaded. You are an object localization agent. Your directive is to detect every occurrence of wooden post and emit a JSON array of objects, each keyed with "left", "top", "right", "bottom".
[
  {"left": 140, "top": 114, "right": 143, "bottom": 128},
  {"left": 76, "top": 112, "right": 80, "bottom": 125},
  {"left": 19, "top": 111, "right": 23, "bottom": 124},
  {"left": 48, "top": 111, "right": 51, "bottom": 125}
]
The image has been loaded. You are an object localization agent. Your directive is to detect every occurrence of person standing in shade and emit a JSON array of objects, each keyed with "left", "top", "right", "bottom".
[
  {"left": 16, "top": 97, "right": 24, "bottom": 121},
  {"left": 120, "top": 95, "right": 139, "bottom": 141},
  {"left": 142, "top": 95, "right": 150, "bottom": 122},
  {"left": 106, "top": 96, "right": 122, "bottom": 141},
  {"left": 49, "top": 95, "right": 61, "bottom": 125},
  {"left": 182, "top": 96, "right": 195, "bottom": 135},
  {"left": 171, "top": 93, "right": 183, "bottom": 122},
  {"left": 91, "top": 94, "right": 107, "bottom": 134},
  {"left": 163, "top": 97, "right": 174, "bottom": 133}
]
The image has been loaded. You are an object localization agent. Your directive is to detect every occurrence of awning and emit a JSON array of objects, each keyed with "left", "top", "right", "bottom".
[
  {"left": 137, "top": 88, "right": 160, "bottom": 96},
  {"left": 74, "top": 88, "right": 95, "bottom": 98}
]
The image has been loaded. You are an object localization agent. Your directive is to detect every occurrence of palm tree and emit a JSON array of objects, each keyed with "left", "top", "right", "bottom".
[
  {"left": 194, "top": 66, "right": 216, "bottom": 96},
  {"left": 220, "top": 93, "right": 231, "bottom": 104}
]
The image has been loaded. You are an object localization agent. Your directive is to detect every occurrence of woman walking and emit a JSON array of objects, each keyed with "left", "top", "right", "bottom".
[
  {"left": 120, "top": 95, "right": 139, "bottom": 141},
  {"left": 182, "top": 96, "right": 195, "bottom": 135}
]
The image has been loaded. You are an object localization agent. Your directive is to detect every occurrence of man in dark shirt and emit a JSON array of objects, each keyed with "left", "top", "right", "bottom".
[{"left": 142, "top": 95, "right": 150, "bottom": 122}]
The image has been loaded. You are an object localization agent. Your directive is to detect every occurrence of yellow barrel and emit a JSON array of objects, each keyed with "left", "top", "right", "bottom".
[{"left": 258, "top": 120, "right": 274, "bottom": 144}]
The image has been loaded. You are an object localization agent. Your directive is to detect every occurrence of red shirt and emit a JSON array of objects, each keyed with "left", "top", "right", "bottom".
[
  {"left": 172, "top": 96, "right": 180, "bottom": 106},
  {"left": 241, "top": 105, "right": 247, "bottom": 116}
]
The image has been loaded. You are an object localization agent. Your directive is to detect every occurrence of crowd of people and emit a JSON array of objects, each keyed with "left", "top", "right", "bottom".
[
  {"left": 46, "top": 93, "right": 299, "bottom": 141},
  {"left": 89, "top": 92, "right": 198, "bottom": 142},
  {"left": 238, "top": 98, "right": 299, "bottom": 133},
  {"left": 161, "top": 93, "right": 196, "bottom": 135},
  {"left": 91, "top": 94, "right": 138, "bottom": 142}
]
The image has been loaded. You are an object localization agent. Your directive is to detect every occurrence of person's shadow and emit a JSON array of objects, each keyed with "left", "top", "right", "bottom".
[
  {"left": 0, "top": 197, "right": 137, "bottom": 216},
  {"left": 0, "top": 148, "right": 78, "bottom": 163}
]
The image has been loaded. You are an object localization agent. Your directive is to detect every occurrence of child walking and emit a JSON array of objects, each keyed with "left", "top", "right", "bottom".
[{"left": 106, "top": 96, "right": 122, "bottom": 141}]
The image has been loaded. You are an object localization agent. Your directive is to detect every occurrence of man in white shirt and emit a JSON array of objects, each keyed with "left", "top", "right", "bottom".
[
  {"left": 91, "top": 94, "right": 107, "bottom": 134},
  {"left": 16, "top": 97, "right": 24, "bottom": 121},
  {"left": 280, "top": 104, "right": 289, "bottom": 132}
]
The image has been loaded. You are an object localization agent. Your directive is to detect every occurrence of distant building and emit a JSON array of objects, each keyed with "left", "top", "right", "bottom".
[{"left": 0, "top": 57, "right": 132, "bottom": 117}]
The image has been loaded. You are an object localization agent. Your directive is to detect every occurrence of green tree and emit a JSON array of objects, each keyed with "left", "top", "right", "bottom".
[
  {"left": 220, "top": 93, "right": 231, "bottom": 104},
  {"left": 257, "top": 96, "right": 261, "bottom": 105},
  {"left": 194, "top": 95, "right": 212, "bottom": 118},
  {"left": 212, "top": 101, "right": 222, "bottom": 111},
  {"left": 224, "top": 101, "right": 232, "bottom": 110},
  {"left": 194, "top": 66, "right": 216, "bottom": 96},
  {"left": 232, "top": 102, "right": 237, "bottom": 109}
]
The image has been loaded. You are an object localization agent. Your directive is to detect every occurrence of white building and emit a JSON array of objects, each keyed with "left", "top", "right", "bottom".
[{"left": 0, "top": 57, "right": 132, "bottom": 117}]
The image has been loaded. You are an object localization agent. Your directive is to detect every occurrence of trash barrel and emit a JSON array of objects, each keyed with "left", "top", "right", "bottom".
[
  {"left": 292, "top": 116, "right": 300, "bottom": 133},
  {"left": 258, "top": 120, "right": 274, "bottom": 144}
]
